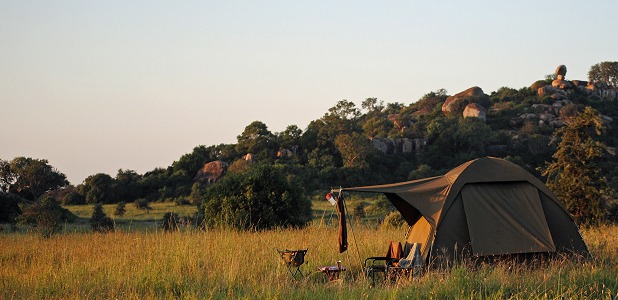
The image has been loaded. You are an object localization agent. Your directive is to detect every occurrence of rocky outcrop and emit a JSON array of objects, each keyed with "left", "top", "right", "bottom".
[
  {"left": 194, "top": 160, "right": 228, "bottom": 184},
  {"left": 370, "top": 137, "right": 426, "bottom": 154},
  {"left": 463, "top": 103, "right": 487, "bottom": 122},
  {"left": 277, "top": 148, "right": 295, "bottom": 158},
  {"left": 537, "top": 65, "right": 618, "bottom": 101},
  {"left": 442, "top": 87, "right": 487, "bottom": 115},
  {"left": 551, "top": 65, "right": 574, "bottom": 89}
]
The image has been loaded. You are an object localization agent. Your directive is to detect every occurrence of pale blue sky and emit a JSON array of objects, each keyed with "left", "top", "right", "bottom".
[{"left": 1, "top": 1, "right": 617, "bottom": 184}]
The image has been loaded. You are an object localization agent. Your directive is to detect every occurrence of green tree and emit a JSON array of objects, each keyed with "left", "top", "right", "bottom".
[
  {"left": 202, "top": 164, "right": 311, "bottom": 230},
  {"left": 62, "top": 190, "right": 86, "bottom": 205},
  {"left": 0, "top": 159, "right": 15, "bottom": 193},
  {"left": 236, "top": 121, "right": 276, "bottom": 156},
  {"left": 114, "top": 169, "right": 142, "bottom": 202},
  {"left": 0, "top": 192, "right": 23, "bottom": 225},
  {"left": 588, "top": 61, "right": 618, "bottom": 88},
  {"left": 160, "top": 212, "right": 180, "bottom": 231},
  {"left": 80, "top": 173, "right": 117, "bottom": 204},
  {"left": 328, "top": 99, "right": 361, "bottom": 120},
  {"left": 139, "top": 168, "right": 170, "bottom": 200},
  {"left": 114, "top": 201, "right": 127, "bottom": 217},
  {"left": 90, "top": 203, "right": 114, "bottom": 233},
  {"left": 334, "top": 133, "right": 374, "bottom": 169},
  {"left": 423, "top": 117, "right": 493, "bottom": 168},
  {"left": 18, "top": 196, "right": 76, "bottom": 237},
  {"left": 276, "top": 125, "right": 303, "bottom": 149},
  {"left": 134, "top": 198, "right": 152, "bottom": 212},
  {"left": 542, "top": 106, "right": 613, "bottom": 225},
  {"left": 362, "top": 116, "right": 393, "bottom": 138},
  {"left": 361, "top": 97, "right": 384, "bottom": 113},
  {"left": 3, "top": 157, "right": 68, "bottom": 200},
  {"left": 173, "top": 145, "right": 213, "bottom": 176}
]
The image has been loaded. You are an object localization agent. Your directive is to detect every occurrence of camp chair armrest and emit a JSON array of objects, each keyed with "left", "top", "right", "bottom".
[{"left": 364, "top": 256, "right": 397, "bottom": 268}]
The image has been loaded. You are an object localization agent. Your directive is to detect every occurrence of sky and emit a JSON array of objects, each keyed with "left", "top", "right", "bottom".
[{"left": 1, "top": 1, "right": 617, "bottom": 185}]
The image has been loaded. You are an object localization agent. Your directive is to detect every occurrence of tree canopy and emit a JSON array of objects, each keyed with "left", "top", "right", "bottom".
[
  {"left": 542, "top": 106, "right": 613, "bottom": 225},
  {"left": 588, "top": 61, "right": 618, "bottom": 88},
  {"left": 201, "top": 164, "right": 311, "bottom": 230},
  {"left": 0, "top": 157, "right": 67, "bottom": 200}
]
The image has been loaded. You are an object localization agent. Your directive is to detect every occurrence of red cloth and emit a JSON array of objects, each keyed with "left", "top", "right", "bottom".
[{"left": 386, "top": 241, "right": 403, "bottom": 259}]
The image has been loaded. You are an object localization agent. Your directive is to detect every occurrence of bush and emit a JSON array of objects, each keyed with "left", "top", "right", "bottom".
[
  {"left": 381, "top": 211, "right": 406, "bottom": 229},
  {"left": 134, "top": 199, "right": 152, "bottom": 212},
  {"left": 160, "top": 212, "right": 180, "bottom": 231},
  {"left": 609, "top": 200, "right": 618, "bottom": 224},
  {"left": 353, "top": 201, "right": 368, "bottom": 219},
  {"left": 174, "top": 197, "right": 191, "bottom": 206},
  {"left": 114, "top": 202, "right": 127, "bottom": 217},
  {"left": 62, "top": 191, "right": 86, "bottom": 205},
  {"left": 0, "top": 192, "right": 23, "bottom": 225},
  {"left": 90, "top": 203, "right": 114, "bottom": 233},
  {"left": 202, "top": 164, "right": 311, "bottom": 230},
  {"left": 18, "top": 196, "right": 76, "bottom": 237}
]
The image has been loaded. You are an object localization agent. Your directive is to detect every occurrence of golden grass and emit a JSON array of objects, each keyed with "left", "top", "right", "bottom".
[
  {"left": 65, "top": 202, "right": 197, "bottom": 222},
  {"left": 1, "top": 224, "right": 617, "bottom": 299}
]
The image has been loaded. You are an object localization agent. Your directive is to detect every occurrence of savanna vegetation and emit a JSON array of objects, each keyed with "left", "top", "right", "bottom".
[
  {"left": 2, "top": 61, "right": 618, "bottom": 298},
  {"left": 1, "top": 220, "right": 617, "bottom": 299}
]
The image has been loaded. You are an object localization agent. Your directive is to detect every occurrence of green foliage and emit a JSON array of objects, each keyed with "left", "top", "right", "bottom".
[
  {"left": 409, "top": 90, "right": 448, "bottom": 115},
  {"left": 62, "top": 190, "right": 86, "bottom": 205},
  {"left": 361, "top": 97, "right": 384, "bottom": 113},
  {"left": 353, "top": 201, "right": 368, "bottom": 219},
  {"left": 542, "top": 107, "right": 613, "bottom": 225},
  {"left": 1, "top": 157, "right": 68, "bottom": 200},
  {"left": 0, "top": 192, "right": 23, "bottom": 224},
  {"left": 114, "top": 169, "right": 143, "bottom": 202},
  {"left": 334, "top": 132, "right": 374, "bottom": 169},
  {"left": 114, "top": 202, "right": 127, "bottom": 217},
  {"left": 423, "top": 117, "right": 494, "bottom": 168},
  {"left": 133, "top": 198, "right": 152, "bottom": 212},
  {"left": 236, "top": 121, "right": 276, "bottom": 156},
  {"left": 0, "top": 159, "right": 14, "bottom": 193},
  {"left": 381, "top": 211, "right": 406, "bottom": 228},
  {"left": 276, "top": 125, "right": 303, "bottom": 149},
  {"left": 160, "top": 212, "right": 180, "bottom": 231},
  {"left": 18, "top": 196, "right": 76, "bottom": 237},
  {"left": 202, "top": 164, "right": 311, "bottom": 230},
  {"left": 588, "top": 61, "right": 618, "bottom": 88},
  {"left": 362, "top": 116, "right": 393, "bottom": 138},
  {"left": 408, "top": 164, "right": 440, "bottom": 180},
  {"left": 90, "top": 203, "right": 114, "bottom": 233},
  {"left": 80, "top": 173, "right": 117, "bottom": 204}
]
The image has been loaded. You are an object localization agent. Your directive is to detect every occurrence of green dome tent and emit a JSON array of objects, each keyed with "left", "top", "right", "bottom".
[{"left": 342, "top": 157, "right": 590, "bottom": 263}]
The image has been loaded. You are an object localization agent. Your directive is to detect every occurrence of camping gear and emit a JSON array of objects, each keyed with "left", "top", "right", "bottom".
[
  {"left": 317, "top": 261, "right": 347, "bottom": 282},
  {"left": 277, "top": 249, "right": 308, "bottom": 281},
  {"left": 364, "top": 242, "right": 423, "bottom": 284},
  {"left": 339, "top": 157, "right": 590, "bottom": 266}
]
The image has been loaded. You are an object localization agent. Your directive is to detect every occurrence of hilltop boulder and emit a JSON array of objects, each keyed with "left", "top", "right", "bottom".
[
  {"left": 442, "top": 87, "right": 487, "bottom": 115},
  {"left": 463, "top": 103, "right": 487, "bottom": 122},
  {"left": 194, "top": 160, "right": 228, "bottom": 184}
]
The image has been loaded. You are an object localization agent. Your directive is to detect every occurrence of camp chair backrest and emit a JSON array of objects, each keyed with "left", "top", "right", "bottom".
[
  {"left": 386, "top": 241, "right": 403, "bottom": 259},
  {"left": 279, "top": 249, "right": 307, "bottom": 267}
]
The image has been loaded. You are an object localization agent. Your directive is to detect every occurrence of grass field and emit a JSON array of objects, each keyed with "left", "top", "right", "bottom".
[{"left": 1, "top": 201, "right": 617, "bottom": 299}]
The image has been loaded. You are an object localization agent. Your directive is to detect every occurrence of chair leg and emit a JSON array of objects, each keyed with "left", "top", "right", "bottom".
[{"left": 286, "top": 265, "right": 304, "bottom": 281}]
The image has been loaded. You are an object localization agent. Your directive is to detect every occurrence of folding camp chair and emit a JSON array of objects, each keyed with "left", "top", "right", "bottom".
[
  {"left": 364, "top": 241, "right": 401, "bottom": 284},
  {"left": 364, "top": 242, "right": 422, "bottom": 285},
  {"left": 386, "top": 243, "right": 423, "bottom": 280},
  {"left": 277, "top": 249, "right": 308, "bottom": 281}
]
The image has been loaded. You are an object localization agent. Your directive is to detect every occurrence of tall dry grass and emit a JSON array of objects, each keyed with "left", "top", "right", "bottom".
[{"left": 1, "top": 224, "right": 617, "bottom": 299}]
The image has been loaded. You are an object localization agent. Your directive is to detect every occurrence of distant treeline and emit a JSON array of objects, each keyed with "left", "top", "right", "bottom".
[{"left": 3, "top": 64, "right": 618, "bottom": 209}]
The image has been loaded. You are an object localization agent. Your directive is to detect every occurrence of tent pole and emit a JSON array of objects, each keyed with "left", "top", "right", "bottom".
[{"left": 340, "top": 190, "right": 364, "bottom": 280}]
